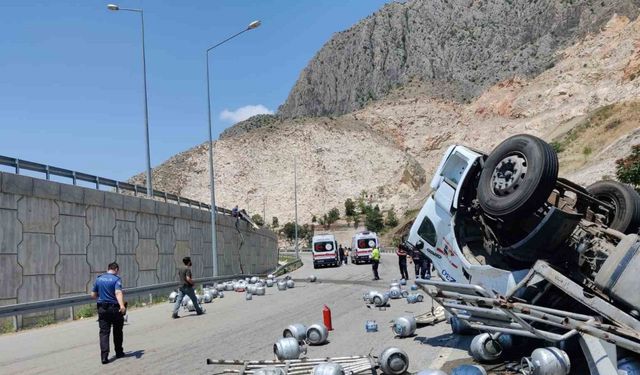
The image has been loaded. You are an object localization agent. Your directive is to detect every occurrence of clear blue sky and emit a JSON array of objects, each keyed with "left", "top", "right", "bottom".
[{"left": 0, "top": 0, "right": 391, "bottom": 181}]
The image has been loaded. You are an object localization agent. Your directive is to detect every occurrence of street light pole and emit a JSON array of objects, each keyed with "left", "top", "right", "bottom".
[
  {"left": 107, "top": 4, "right": 153, "bottom": 197},
  {"left": 294, "top": 154, "right": 299, "bottom": 258},
  {"left": 205, "top": 20, "right": 261, "bottom": 276}
]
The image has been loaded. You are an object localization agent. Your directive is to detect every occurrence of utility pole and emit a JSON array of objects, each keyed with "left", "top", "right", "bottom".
[{"left": 294, "top": 155, "right": 299, "bottom": 258}]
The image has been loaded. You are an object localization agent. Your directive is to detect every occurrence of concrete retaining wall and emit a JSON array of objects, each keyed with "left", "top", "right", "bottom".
[{"left": 0, "top": 172, "right": 278, "bottom": 318}]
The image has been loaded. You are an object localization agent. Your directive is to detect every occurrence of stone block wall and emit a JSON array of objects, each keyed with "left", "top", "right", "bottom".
[{"left": 0, "top": 172, "right": 278, "bottom": 311}]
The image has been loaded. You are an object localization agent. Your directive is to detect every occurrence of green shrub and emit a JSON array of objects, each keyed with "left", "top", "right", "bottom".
[{"left": 616, "top": 145, "right": 640, "bottom": 189}]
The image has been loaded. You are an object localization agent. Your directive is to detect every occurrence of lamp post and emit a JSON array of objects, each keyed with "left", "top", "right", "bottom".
[
  {"left": 107, "top": 4, "right": 153, "bottom": 197},
  {"left": 294, "top": 154, "right": 299, "bottom": 259},
  {"left": 206, "top": 20, "right": 261, "bottom": 276}
]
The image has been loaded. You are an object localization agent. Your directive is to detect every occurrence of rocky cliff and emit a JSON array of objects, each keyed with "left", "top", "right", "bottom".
[
  {"left": 132, "top": 4, "right": 640, "bottom": 226},
  {"left": 278, "top": 0, "right": 640, "bottom": 118}
]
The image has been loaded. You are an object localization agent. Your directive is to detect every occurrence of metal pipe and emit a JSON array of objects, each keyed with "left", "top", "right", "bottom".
[{"left": 294, "top": 154, "right": 299, "bottom": 259}]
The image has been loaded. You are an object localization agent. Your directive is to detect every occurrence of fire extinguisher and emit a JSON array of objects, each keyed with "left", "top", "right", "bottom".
[{"left": 323, "top": 305, "right": 333, "bottom": 331}]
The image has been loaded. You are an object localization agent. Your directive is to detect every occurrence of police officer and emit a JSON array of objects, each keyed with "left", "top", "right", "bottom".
[
  {"left": 371, "top": 246, "right": 381, "bottom": 280},
  {"left": 396, "top": 244, "right": 409, "bottom": 280},
  {"left": 91, "top": 261, "right": 126, "bottom": 364}
]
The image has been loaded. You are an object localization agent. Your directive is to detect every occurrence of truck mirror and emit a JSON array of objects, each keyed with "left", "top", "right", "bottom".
[{"left": 415, "top": 240, "right": 424, "bottom": 250}]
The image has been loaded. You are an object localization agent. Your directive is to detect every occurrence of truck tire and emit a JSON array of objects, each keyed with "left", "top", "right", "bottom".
[
  {"left": 586, "top": 180, "right": 640, "bottom": 234},
  {"left": 478, "top": 134, "right": 558, "bottom": 219}
]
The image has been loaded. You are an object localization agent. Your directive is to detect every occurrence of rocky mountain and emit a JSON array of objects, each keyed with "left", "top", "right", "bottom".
[
  {"left": 278, "top": 0, "right": 640, "bottom": 118},
  {"left": 132, "top": 2, "right": 640, "bottom": 227}
]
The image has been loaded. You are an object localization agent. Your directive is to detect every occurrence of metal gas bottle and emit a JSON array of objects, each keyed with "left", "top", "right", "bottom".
[
  {"left": 392, "top": 316, "right": 416, "bottom": 337},
  {"left": 255, "top": 286, "right": 266, "bottom": 296},
  {"left": 254, "top": 367, "right": 286, "bottom": 375},
  {"left": 286, "top": 279, "right": 295, "bottom": 288},
  {"left": 370, "top": 291, "right": 389, "bottom": 307},
  {"left": 277, "top": 281, "right": 287, "bottom": 291},
  {"left": 283, "top": 323, "right": 307, "bottom": 342},
  {"left": 203, "top": 292, "right": 213, "bottom": 303},
  {"left": 306, "top": 323, "right": 329, "bottom": 345},
  {"left": 416, "top": 370, "right": 448, "bottom": 375},
  {"left": 389, "top": 286, "right": 402, "bottom": 299},
  {"left": 273, "top": 337, "right": 305, "bottom": 360},
  {"left": 450, "top": 364, "right": 487, "bottom": 375},
  {"left": 378, "top": 347, "right": 409, "bottom": 375},
  {"left": 365, "top": 320, "right": 378, "bottom": 332},
  {"left": 168, "top": 291, "right": 178, "bottom": 303},
  {"left": 312, "top": 362, "right": 344, "bottom": 375},
  {"left": 522, "top": 347, "right": 570, "bottom": 375},
  {"left": 308, "top": 275, "right": 317, "bottom": 282},
  {"left": 266, "top": 279, "right": 274, "bottom": 287},
  {"left": 250, "top": 276, "right": 258, "bottom": 284}
]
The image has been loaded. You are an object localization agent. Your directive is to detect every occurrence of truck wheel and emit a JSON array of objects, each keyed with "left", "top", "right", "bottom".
[
  {"left": 586, "top": 180, "right": 640, "bottom": 234},
  {"left": 478, "top": 134, "right": 558, "bottom": 219}
]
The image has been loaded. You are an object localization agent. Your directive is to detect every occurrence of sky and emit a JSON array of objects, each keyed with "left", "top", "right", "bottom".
[{"left": 0, "top": 0, "right": 392, "bottom": 181}]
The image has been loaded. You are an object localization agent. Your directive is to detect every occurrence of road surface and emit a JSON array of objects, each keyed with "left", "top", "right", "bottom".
[{"left": 0, "top": 253, "right": 470, "bottom": 374}]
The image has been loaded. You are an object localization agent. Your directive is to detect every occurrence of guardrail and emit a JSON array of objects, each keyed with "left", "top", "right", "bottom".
[
  {"left": 272, "top": 258, "right": 304, "bottom": 277},
  {"left": 0, "top": 274, "right": 250, "bottom": 319},
  {"left": 0, "top": 155, "right": 232, "bottom": 214}
]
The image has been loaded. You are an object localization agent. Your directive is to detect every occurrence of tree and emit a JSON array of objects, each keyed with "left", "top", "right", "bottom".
[
  {"left": 365, "top": 205, "right": 384, "bottom": 232},
  {"left": 344, "top": 198, "right": 356, "bottom": 217},
  {"left": 385, "top": 208, "right": 399, "bottom": 227},
  {"left": 281, "top": 222, "right": 297, "bottom": 240},
  {"left": 353, "top": 216, "right": 361, "bottom": 229},
  {"left": 251, "top": 214, "right": 265, "bottom": 227},
  {"left": 272, "top": 216, "right": 279, "bottom": 228},
  {"left": 616, "top": 144, "right": 640, "bottom": 189},
  {"left": 327, "top": 208, "right": 340, "bottom": 224}
]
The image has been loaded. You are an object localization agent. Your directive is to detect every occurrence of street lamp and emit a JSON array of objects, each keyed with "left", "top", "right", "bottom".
[
  {"left": 206, "top": 20, "right": 261, "bottom": 276},
  {"left": 107, "top": 4, "right": 153, "bottom": 198}
]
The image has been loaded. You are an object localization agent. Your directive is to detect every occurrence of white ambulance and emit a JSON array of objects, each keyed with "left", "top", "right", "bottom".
[
  {"left": 311, "top": 234, "right": 340, "bottom": 269},
  {"left": 350, "top": 231, "right": 379, "bottom": 264}
]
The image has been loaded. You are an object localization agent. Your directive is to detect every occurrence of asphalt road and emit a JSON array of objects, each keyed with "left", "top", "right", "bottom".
[{"left": 0, "top": 253, "right": 470, "bottom": 374}]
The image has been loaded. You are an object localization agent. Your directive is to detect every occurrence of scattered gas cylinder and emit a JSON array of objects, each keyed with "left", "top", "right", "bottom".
[
  {"left": 250, "top": 276, "right": 258, "bottom": 284},
  {"left": 400, "top": 279, "right": 407, "bottom": 286},
  {"left": 203, "top": 292, "right": 213, "bottom": 303},
  {"left": 218, "top": 291, "right": 224, "bottom": 298},
  {"left": 256, "top": 280, "right": 265, "bottom": 287},
  {"left": 266, "top": 279, "right": 275, "bottom": 287},
  {"left": 389, "top": 286, "right": 402, "bottom": 299},
  {"left": 416, "top": 370, "right": 448, "bottom": 375},
  {"left": 168, "top": 291, "right": 178, "bottom": 303},
  {"left": 308, "top": 275, "right": 317, "bottom": 282},
  {"left": 182, "top": 296, "right": 190, "bottom": 306},
  {"left": 273, "top": 337, "right": 305, "bottom": 360},
  {"left": 406, "top": 294, "right": 420, "bottom": 304},
  {"left": 254, "top": 367, "right": 286, "bottom": 375},
  {"left": 247, "top": 285, "right": 258, "bottom": 294},
  {"left": 378, "top": 347, "right": 409, "bottom": 375},
  {"left": 245, "top": 293, "right": 253, "bottom": 301},
  {"left": 277, "top": 281, "right": 288, "bottom": 291},
  {"left": 196, "top": 294, "right": 204, "bottom": 303},
  {"left": 185, "top": 298, "right": 197, "bottom": 312},
  {"left": 283, "top": 323, "right": 307, "bottom": 342},
  {"left": 306, "top": 323, "right": 329, "bottom": 345},
  {"left": 401, "top": 290, "right": 409, "bottom": 298},
  {"left": 470, "top": 333, "right": 506, "bottom": 363},
  {"left": 370, "top": 291, "right": 389, "bottom": 307},
  {"left": 365, "top": 320, "right": 378, "bottom": 332},
  {"left": 225, "top": 283, "right": 234, "bottom": 291},
  {"left": 267, "top": 274, "right": 275, "bottom": 280},
  {"left": 312, "top": 362, "right": 344, "bottom": 375},
  {"left": 392, "top": 316, "right": 417, "bottom": 337},
  {"left": 451, "top": 364, "right": 487, "bottom": 375},
  {"left": 255, "top": 286, "right": 266, "bottom": 296},
  {"left": 522, "top": 347, "right": 570, "bottom": 375},
  {"left": 286, "top": 279, "right": 295, "bottom": 288},
  {"left": 390, "top": 280, "right": 400, "bottom": 288},
  {"left": 410, "top": 285, "right": 418, "bottom": 291}
]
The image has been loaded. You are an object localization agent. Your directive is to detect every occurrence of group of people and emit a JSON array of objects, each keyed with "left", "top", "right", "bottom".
[
  {"left": 396, "top": 243, "right": 431, "bottom": 280},
  {"left": 337, "top": 244, "right": 351, "bottom": 264},
  {"left": 91, "top": 256, "right": 202, "bottom": 364}
]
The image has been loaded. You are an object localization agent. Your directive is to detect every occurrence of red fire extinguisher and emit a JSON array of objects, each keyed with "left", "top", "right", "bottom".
[{"left": 323, "top": 305, "right": 333, "bottom": 331}]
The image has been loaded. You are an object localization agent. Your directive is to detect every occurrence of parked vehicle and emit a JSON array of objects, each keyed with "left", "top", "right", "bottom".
[
  {"left": 351, "top": 231, "right": 379, "bottom": 264},
  {"left": 406, "top": 134, "right": 640, "bottom": 374},
  {"left": 311, "top": 234, "right": 340, "bottom": 269}
]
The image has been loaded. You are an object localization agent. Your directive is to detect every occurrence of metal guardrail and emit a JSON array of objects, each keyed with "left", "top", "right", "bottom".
[
  {"left": 272, "top": 258, "right": 304, "bottom": 277},
  {"left": 0, "top": 155, "right": 233, "bottom": 214},
  {"left": 0, "top": 274, "right": 250, "bottom": 319}
]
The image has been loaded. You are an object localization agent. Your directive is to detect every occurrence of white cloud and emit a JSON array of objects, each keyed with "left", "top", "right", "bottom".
[{"left": 219, "top": 104, "right": 274, "bottom": 123}]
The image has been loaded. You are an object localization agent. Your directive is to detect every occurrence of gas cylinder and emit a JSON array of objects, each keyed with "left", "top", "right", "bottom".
[
  {"left": 266, "top": 279, "right": 275, "bottom": 287},
  {"left": 218, "top": 291, "right": 224, "bottom": 298},
  {"left": 308, "top": 275, "right": 317, "bottom": 282},
  {"left": 400, "top": 279, "right": 407, "bottom": 286},
  {"left": 378, "top": 347, "right": 409, "bottom": 375},
  {"left": 245, "top": 293, "right": 253, "bottom": 301},
  {"left": 389, "top": 286, "right": 402, "bottom": 299},
  {"left": 365, "top": 320, "right": 378, "bottom": 332},
  {"left": 306, "top": 323, "right": 329, "bottom": 345},
  {"left": 254, "top": 367, "right": 286, "bottom": 375},
  {"left": 168, "top": 291, "right": 178, "bottom": 303},
  {"left": 322, "top": 305, "right": 333, "bottom": 331},
  {"left": 522, "top": 347, "right": 570, "bottom": 375},
  {"left": 410, "top": 285, "right": 418, "bottom": 291},
  {"left": 203, "top": 292, "right": 213, "bottom": 303},
  {"left": 392, "top": 316, "right": 417, "bottom": 337},
  {"left": 450, "top": 365, "right": 487, "bottom": 375},
  {"left": 250, "top": 276, "right": 258, "bottom": 284},
  {"left": 255, "top": 286, "right": 266, "bottom": 296},
  {"left": 286, "top": 279, "right": 295, "bottom": 288},
  {"left": 273, "top": 337, "right": 305, "bottom": 360},
  {"left": 370, "top": 291, "right": 389, "bottom": 307},
  {"left": 416, "top": 371, "right": 448, "bottom": 375},
  {"left": 618, "top": 357, "right": 640, "bottom": 375},
  {"left": 277, "top": 281, "right": 287, "bottom": 291},
  {"left": 283, "top": 323, "right": 307, "bottom": 342},
  {"left": 312, "top": 362, "right": 344, "bottom": 375}
]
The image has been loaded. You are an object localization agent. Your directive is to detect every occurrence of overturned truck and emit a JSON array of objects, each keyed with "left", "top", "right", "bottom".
[{"left": 405, "top": 134, "right": 640, "bottom": 374}]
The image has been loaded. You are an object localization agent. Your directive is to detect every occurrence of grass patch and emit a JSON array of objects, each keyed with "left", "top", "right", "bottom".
[
  {"left": 0, "top": 318, "right": 14, "bottom": 334},
  {"left": 74, "top": 304, "right": 97, "bottom": 319},
  {"left": 403, "top": 208, "right": 420, "bottom": 219}
]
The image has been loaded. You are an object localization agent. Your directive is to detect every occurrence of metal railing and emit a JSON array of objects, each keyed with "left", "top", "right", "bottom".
[
  {"left": 0, "top": 155, "right": 232, "bottom": 214},
  {"left": 0, "top": 274, "right": 249, "bottom": 319}
]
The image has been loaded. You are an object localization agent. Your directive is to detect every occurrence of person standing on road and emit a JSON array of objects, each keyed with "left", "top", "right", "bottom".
[
  {"left": 91, "top": 261, "right": 126, "bottom": 364},
  {"left": 343, "top": 247, "right": 349, "bottom": 264},
  {"left": 411, "top": 250, "right": 422, "bottom": 279},
  {"left": 396, "top": 244, "right": 409, "bottom": 280},
  {"left": 371, "top": 246, "right": 381, "bottom": 280},
  {"left": 339, "top": 244, "right": 345, "bottom": 264},
  {"left": 172, "top": 256, "right": 205, "bottom": 319}
]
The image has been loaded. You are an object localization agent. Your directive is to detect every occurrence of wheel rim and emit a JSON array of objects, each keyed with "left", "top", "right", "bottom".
[
  {"left": 596, "top": 194, "right": 619, "bottom": 227},
  {"left": 490, "top": 152, "right": 528, "bottom": 196}
]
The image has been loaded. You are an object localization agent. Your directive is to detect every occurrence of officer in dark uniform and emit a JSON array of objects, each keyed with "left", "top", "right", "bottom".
[{"left": 91, "top": 261, "right": 126, "bottom": 364}]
